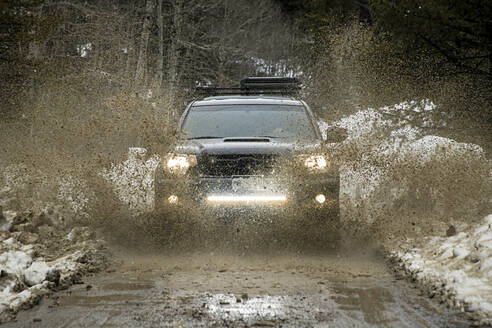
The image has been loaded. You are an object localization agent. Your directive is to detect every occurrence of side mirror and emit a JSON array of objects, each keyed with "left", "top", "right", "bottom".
[{"left": 324, "top": 126, "right": 348, "bottom": 143}]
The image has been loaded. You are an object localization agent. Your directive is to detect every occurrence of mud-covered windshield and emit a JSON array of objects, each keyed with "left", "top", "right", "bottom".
[{"left": 182, "top": 105, "right": 318, "bottom": 140}]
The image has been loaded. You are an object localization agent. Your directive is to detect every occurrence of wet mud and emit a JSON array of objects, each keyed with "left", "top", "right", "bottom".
[
  {"left": 5, "top": 250, "right": 473, "bottom": 327},
  {"left": 103, "top": 209, "right": 347, "bottom": 256}
]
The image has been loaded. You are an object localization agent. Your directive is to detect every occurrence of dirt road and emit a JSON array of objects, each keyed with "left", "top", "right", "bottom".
[{"left": 5, "top": 248, "right": 472, "bottom": 327}]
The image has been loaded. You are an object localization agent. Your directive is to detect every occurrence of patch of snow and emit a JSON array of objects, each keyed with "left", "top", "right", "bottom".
[
  {"left": 394, "top": 214, "right": 492, "bottom": 324},
  {"left": 0, "top": 189, "right": 103, "bottom": 323},
  {"left": 452, "top": 247, "right": 469, "bottom": 260},
  {"left": 0, "top": 210, "right": 16, "bottom": 231},
  {"left": 0, "top": 250, "right": 32, "bottom": 275},
  {"left": 332, "top": 108, "right": 391, "bottom": 140},
  {"left": 400, "top": 135, "right": 483, "bottom": 163},
  {"left": 0, "top": 229, "right": 97, "bottom": 322},
  {"left": 24, "top": 261, "right": 51, "bottom": 286},
  {"left": 485, "top": 214, "right": 492, "bottom": 227}
]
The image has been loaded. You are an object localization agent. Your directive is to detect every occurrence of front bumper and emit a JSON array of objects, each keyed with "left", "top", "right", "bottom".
[{"left": 154, "top": 173, "right": 340, "bottom": 211}]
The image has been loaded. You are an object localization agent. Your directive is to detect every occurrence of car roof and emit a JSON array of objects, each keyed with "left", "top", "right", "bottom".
[{"left": 193, "top": 95, "right": 303, "bottom": 106}]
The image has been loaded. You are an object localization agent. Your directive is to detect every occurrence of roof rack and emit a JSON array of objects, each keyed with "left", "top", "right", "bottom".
[{"left": 196, "top": 77, "right": 301, "bottom": 96}]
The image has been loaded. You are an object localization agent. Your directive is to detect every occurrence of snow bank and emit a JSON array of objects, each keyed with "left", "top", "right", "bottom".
[
  {"left": 0, "top": 208, "right": 105, "bottom": 323},
  {"left": 392, "top": 214, "right": 492, "bottom": 325}
]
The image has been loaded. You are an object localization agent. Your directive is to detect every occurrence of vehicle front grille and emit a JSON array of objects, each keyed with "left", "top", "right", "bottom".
[{"left": 196, "top": 154, "right": 278, "bottom": 177}]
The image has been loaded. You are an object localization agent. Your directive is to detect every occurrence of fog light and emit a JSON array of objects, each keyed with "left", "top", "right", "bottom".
[
  {"left": 315, "top": 194, "right": 326, "bottom": 204},
  {"left": 168, "top": 195, "right": 178, "bottom": 204}
]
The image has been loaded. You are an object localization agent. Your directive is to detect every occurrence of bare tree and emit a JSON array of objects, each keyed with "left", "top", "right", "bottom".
[
  {"left": 159, "top": 0, "right": 300, "bottom": 91},
  {"left": 166, "top": 0, "right": 183, "bottom": 108},
  {"left": 24, "top": 0, "right": 301, "bottom": 99},
  {"left": 154, "top": 0, "right": 165, "bottom": 91},
  {"left": 135, "top": 0, "right": 155, "bottom": 85}
]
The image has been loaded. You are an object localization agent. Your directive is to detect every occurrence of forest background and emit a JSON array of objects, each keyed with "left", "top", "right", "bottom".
[{"left": 1, "top": 0, "right": 491, "bottom": 165}]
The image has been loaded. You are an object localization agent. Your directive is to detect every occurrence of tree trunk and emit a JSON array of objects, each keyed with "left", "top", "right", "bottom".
[
  {"left": 358, "top": 0, "right": 371, "bottom": 24},
  {"left": 167, "top": 0, "right": 182, "bottom": 113},
  {"left": 125, "top": 2, "right": 135, "bottom": 81},
  {"left": 135, "top": 0, "right": 154, "bottom": 85},
  {"left": 217, "top": 1, "right": 228, "bottom": 85},
  {"left": 28, "top": 3, "right": 44, "bottom": 61},
  {"left": 154, "top": 0, "right": 164, "bottom": 91}
]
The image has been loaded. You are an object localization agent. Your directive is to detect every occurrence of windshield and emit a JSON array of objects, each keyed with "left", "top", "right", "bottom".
[{"left": 181, "top": 104, "right": 318, "bottom": 140}]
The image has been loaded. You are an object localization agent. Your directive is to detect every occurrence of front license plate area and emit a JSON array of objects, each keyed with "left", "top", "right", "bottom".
[{"left": 231, "top": 176, "right": 276, "bottom": 193}]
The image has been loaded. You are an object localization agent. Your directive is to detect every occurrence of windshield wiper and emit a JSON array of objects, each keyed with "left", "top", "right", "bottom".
[
  {"left": 254, "top": 135, "right": 279, "bottom": 138},
  {"left": 187, "top": 136, "right": 224, "bottom": 140}
]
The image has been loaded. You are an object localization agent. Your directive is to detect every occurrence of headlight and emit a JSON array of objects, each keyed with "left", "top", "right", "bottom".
[
  {"left": 163, "top": 154, "right": 197, "bottom": 174},
  {"left": 300, "top": 155, "right": 328, "bottom": 170}
]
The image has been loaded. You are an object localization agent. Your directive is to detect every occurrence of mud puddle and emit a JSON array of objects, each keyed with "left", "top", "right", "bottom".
[{"left": 4, "top": 249, "right": 473, "bottom": 328}]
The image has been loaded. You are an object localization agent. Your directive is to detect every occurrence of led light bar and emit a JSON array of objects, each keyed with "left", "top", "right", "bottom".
[{"left": 207, "top": 194, "right": 287, "bottom": 204}]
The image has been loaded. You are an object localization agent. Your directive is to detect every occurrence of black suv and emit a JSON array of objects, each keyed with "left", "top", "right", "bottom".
[{"left": 155, "top": 77, "right": 345, "bottom": 219}]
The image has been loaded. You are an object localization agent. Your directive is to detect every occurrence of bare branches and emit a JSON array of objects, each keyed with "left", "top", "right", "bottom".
[{"left": 418, "top": 33, "right": 492, "bottom": 78}]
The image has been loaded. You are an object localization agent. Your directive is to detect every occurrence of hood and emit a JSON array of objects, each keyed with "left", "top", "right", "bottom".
[{"left": 174, "top": 138, "right": 321, "bottom": 156}]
